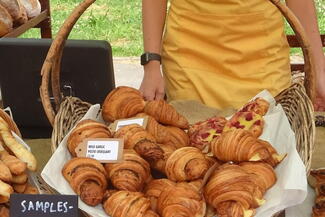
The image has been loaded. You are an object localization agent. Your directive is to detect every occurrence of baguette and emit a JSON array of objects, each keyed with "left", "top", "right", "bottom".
[
  {"left": 0, "top": 117, "right": 37, "bottom": 171},
  {"left": 0, "top": 180, "right": 13, "bottom": 203}
]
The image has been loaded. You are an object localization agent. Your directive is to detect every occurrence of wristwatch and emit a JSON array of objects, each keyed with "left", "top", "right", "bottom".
[{"left": 140, "top": 52, "right": 161, "bottom": 65}]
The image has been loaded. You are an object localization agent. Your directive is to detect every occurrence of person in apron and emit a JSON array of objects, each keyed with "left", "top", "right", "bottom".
[{"left": 140, "top": 0, "right": 325, "bottom": 110}]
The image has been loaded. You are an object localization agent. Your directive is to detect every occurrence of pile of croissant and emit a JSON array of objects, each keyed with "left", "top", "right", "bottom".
[
  {"left": 62, "top": 86, "right": 286, "bottom": 217},
  {"left": 0, "top": 109, "right": 39, "bottom": 217},
  {"left": 310, "top": 169, "right": 325, "bottom": 217},
  {"left": 0, "top": 0, "right": 41, "bottom": 37}
]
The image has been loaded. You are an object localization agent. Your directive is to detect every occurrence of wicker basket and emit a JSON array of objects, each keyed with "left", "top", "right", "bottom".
[{"left": 39, "top": 0, "right": 316, "bottom": 216}]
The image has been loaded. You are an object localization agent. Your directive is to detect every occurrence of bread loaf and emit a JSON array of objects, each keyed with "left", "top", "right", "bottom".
[
  {"left": 0, "top": 0, "right": 27, "bottom": 25},
  {"left": 19, "top": 0, "right": 41, "bottom": 18},
  {"left": 0, "top": 4, "right": 12, "bottom": 37}
]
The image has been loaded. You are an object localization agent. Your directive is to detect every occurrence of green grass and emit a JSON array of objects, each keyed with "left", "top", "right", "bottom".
[
  {"left": 21, "top": 0, "right": 143, "bottom": 56},
  {"left": 20, "top": 0, "right": 324, "bottom": 57}
]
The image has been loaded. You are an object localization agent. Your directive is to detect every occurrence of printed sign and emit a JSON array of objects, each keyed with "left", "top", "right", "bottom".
[
  {"left": 75, "top": 138, "right": 124, "bottom": 163},
  {"left": 109, "top": 116, "right": 148, "bottom": 132},
  {"left": 10, "top": 194, "right": 78, "bottom": 217}
]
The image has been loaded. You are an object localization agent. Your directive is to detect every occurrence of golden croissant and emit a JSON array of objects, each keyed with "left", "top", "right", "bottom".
[
  {"left": 188, "top": 116, "right": 227, "bottom": 153},
  {"left": 211, "top": 129, "right": 274, "bottom": 163},
  {"left": 239, "top": 162, "right": 277, "bottom": 195},
  {"left": 62, "top": 157, "right": 108, "bottom": 206},
  {"left": 204, "top": 164, "right": 264, "bottom": 212},
  {"left": 102, "top": 86, "right": 146, "bottom": 122},
  {"left": 67, "top": 119, "right": 112, "bottom": 157},
  {"left": 103, "top": 190, "right": 159, "bottom": 217},
  {"left": 310, "top": 169, "right": 325, "bottom": 217},
  {"left": 104, "top": 149, "right": 151, "bottom": 192},
  {"left": 144, "top": 179, "right": 176, "bottom": 212},
  {"left": 215, "top": 201, "right": 255, "bottom": 217},
  {"left": 164, "top": 126, "right": 189, "bottom": 148},
  {"left": 157, "top": 182, "right": 206, "bottom": 217},
  {"left": 150, "top": 143, "right": 176, "bottom": 174},
  {"left": 165, "top": 147, "right": 209, "bottom": 181},
  {"left": 136, "top": 113, "right": 189, "bottom": 149},
  {"left": 144, "top": 100, "right": 189, "bottom": 129},
  {"left": 114, "top": 124, "right": 164, "bottom": 161},
  {"left": 257, "top": 139, "right": 286, "bottom": 167}
]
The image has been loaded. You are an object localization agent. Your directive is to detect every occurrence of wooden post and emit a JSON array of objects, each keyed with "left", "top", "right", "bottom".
[{"left": 39, "top": 0, "right": 52, "bottom": 38}]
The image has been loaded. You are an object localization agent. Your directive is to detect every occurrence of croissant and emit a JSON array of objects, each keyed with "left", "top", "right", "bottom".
[
  {"left": 150, "top": 143, "right": 176, "bottom": 174},
  {"left": 257, "top": 139, "right": 286, "bottom": 167},
  {"left": 223, "top": 112, "right": 265, "bottom": 138},
  {"left": 0, "top": 151, "right": 27, "bottom": 175},
  {"left": 310, "top": 169, "right": 325, "bottom": 217},
  {"left": 114, "top": 124, "right": 164, "bottom": 161},
  {"left": 144, "top": 179, "right": 176, "bottom": 212},
  {"left": 211, "top": 129, "right": 273, "bottom": 163},
  {"left": 104, "top": 149, "right": 151, "bottom": 192},
  {"left": 165, "top": 147, "right": 209, "bottom": 181},
  {"left": 103, "top": 190, "right": 159, "bottom": 217},
  {"left": 62, "top": 157, "right": 108, "bottom": 206},
  {"left": 136, "top": 113, "right": 189, "bottom": 148},
  {"left": 215, "top": 201, "right": 255, "bottom": 217},
  {"left": 204, "top": 164, "right": 263, "bottom": 211},
  {"left": 144, "top": 100, "right": 189, "bottom": 129},
  {"left": 102, "top": 86, "right": 146, "bottom": 122},
  {"left": 67, "top": 119, "right": 112, "bottom": 157},
  {"left": 188, "top": 116, "right": 227, "bottom": 153},
  {"left": 239, "top": 97, "right": 270, "bottom": 116},
  {"left": 164, "top": 126, "right": 189, "bottom": 148},
  {"left": 157, "top": 182, "right": 206, "bottom": 217},
  {"left": 239, "top": 162, "right": 277, "bottom": 195}
]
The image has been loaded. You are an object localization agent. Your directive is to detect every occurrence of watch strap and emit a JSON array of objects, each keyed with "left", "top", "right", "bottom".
[{"left": 141, "top": 52, "right": 161, "bottom": 65}]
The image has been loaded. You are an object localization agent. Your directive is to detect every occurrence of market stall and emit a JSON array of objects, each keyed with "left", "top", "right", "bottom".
[{"left": 0, "top": 0, "right": 324, "bottom": 216}]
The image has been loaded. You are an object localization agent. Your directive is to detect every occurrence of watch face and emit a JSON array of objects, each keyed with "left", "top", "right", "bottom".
[{"left": 141, "top": 53, "right": 149, "bottom": 65}]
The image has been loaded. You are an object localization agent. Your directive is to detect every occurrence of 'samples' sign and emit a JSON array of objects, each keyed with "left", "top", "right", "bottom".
[{"left": 10, "top": 194, "right": 78, "bottom": 217}]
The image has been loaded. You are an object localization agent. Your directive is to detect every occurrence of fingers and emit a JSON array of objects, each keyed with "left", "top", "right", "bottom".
[
  {"left": 154, "top": 85, "right": 165, "bottom": 100},
  {"left": 139, "top": 82, "right": 165, "bottom": 101},
  {"left": 314, "top": 96, "right": 325, "bottom": 111}
]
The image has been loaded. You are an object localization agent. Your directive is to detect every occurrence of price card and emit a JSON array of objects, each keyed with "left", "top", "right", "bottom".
[
  {"left": 109, "top": 116, "right": 148, "bottom": 132},
  {"left": 10, "top": 194, "right": 78, "bottom": 217},
  {"left": 75, "top": 138, "right": 124, "bottom": 163}
]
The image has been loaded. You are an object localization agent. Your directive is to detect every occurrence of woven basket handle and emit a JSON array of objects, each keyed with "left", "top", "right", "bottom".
[
  {"left": 269, "top": 0, "right": 316, "bottom": 101},
  {"left": 40, "top": 0, "right": 96, "bottom": 126}
]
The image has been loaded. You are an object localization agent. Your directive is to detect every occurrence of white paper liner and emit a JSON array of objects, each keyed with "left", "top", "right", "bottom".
[{"left": 41, "top": 90, "right": 308, "bottom": 217}]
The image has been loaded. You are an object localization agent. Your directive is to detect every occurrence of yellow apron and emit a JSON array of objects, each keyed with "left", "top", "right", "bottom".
[{"left": 162, "top": 0, "right": 291, "bottom": 110}]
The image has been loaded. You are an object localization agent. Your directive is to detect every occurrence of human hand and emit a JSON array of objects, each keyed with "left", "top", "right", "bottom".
[
  {"left": 139, "top": 61, "right": 165, "bottom": 101},
  {"left": 314, "top": 61, "right": 325, "bottom": 111}
]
